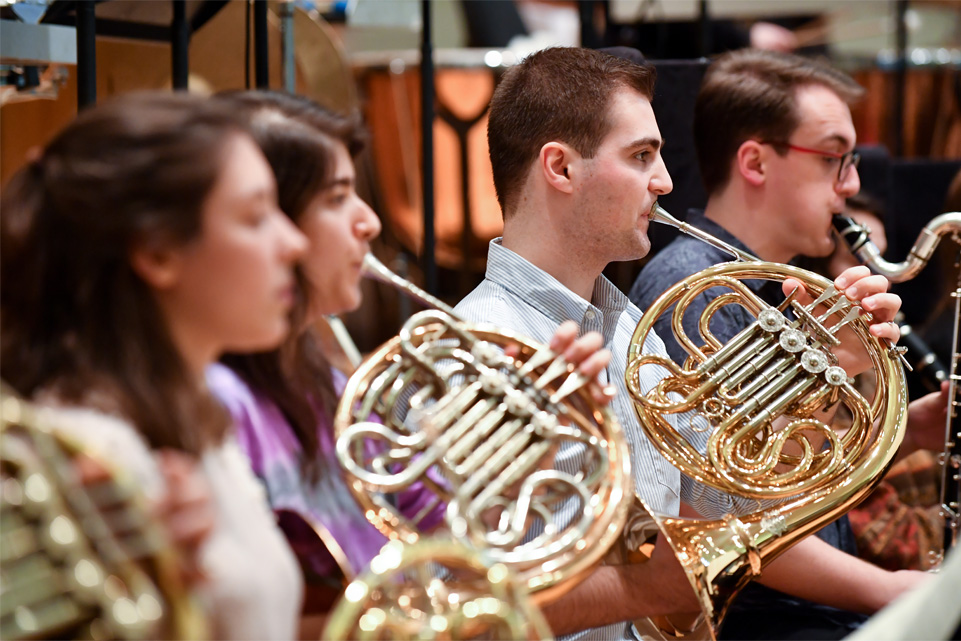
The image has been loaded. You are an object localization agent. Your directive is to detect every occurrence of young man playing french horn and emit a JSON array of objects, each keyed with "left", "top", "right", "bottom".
[
  {"left": 633, "top": 48, "right": 943, "bottom": 641},
  {"left": 455, "top": 46, "right": 927, "bottom": 640}
]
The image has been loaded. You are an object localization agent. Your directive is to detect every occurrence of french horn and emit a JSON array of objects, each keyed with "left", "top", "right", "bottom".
[
  {"left": 624, "top": 205, "right": 909, "bottom": 639},
  {"left": 333, "top": 254, "right": 632, "bottom": 605},
  {"left": 322, "top": 537, "right": 553, "bottom": 640},
  {"left": 0, "top": 388, "right": 206, "bottom": 640}
]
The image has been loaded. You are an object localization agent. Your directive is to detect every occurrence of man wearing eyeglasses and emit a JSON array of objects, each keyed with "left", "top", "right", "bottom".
[{"left": 629, "top": 49, "right": 918, "bottom": 640}]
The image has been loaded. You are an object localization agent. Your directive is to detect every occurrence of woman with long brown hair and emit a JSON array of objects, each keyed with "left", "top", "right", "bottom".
[
  {"left": 206, "top": 90, "right": 613, "bottom": 621},
  {"left": 1, "top": 91, "right": 309, "bottom": 639}
]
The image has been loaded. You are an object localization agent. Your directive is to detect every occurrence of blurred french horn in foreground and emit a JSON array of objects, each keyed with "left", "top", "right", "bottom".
[
  {"left": 0, "top": 388, "right": 205, "bottom": 640},
  {"left": 323, "top": 537, "right": 553, "bottom": 640},
  {"left": 334, "top": 254, "right": 632, "bottom": 606},
  {"left": 623, "top": 205, "right": 908, "bottom": 639}
]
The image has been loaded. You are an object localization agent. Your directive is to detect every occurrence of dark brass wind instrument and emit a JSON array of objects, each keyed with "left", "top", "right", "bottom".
[
  {"left": 623, "top": 205, "right": 909, "bottom": 640},
  {"left": 833, "top": 211, "right": 961, "bottom": 555},
  {"left": 334, "top": 254, "right": 632, "bottom": 606}
]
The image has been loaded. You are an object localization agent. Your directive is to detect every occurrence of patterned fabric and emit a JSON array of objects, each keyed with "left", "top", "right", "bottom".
[
  {"left": 631, "top": 210, "right": 867, "bottom": 640},
  {"left": 207, "top": 364, "right": 445, "bottom": 581},
  {"left": 848, "top": 449, "right": 944, "bottom": 571},
  {"left": 454, "top": 238, "right": 757, "bottom": 641}
]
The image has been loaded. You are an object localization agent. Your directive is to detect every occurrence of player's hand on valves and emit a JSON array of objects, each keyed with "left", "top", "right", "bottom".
[{"left": 783, "top": 265, "right": 901, "bottom": 376}]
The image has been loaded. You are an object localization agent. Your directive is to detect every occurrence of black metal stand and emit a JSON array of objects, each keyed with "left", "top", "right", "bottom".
[
  {"left": 420, "top": 0, "right": 437, "bottom": 295},
  {"left": 697, "top": 0, "right": 711, "bottom": 58},
  {"left": 578, "top": 0, "right": 599, "bottom": 48},
  {"left": 75, "top": 0, "right": 96, "bottom": 108},
  {"left": 41, "top": 1, "right": 231, "bottom": 108},
  {"left": 893, "top": 0, "right": 908, "bottom": 157},
  {"left": 171, "top": 0, "right": 188, "bottom": 90},
  {"left": 254, "top": 0, "right": 269, "bottom": 88}
]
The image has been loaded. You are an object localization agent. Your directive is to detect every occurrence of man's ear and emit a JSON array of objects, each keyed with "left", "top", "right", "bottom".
[
  {"left": 736, "top": 140, "right": 766, "bottom": 187},
  {"left": 129, "top": 241, "right": 184, "bottom": 290},
  {"left": 539, "top": 142, "right": 575, "bottom": 194}
]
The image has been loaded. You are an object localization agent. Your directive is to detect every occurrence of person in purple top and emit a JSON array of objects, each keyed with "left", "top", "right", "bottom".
[{"left": 205, "top": 91, "right": 614, "bottom": 631}]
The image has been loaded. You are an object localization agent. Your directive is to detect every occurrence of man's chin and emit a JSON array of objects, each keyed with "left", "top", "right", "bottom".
[
  {"left": 632, "top": 238, "right": 652, "bottom": 261},
  {"left": 811, "top": 236, "right": 836, "bottom": 259}
]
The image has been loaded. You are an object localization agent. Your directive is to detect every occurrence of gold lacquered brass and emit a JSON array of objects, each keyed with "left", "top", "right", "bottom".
[
  {"left": 625, "top": 206, "right": 908, "bottom": 639},
  {"left": 323, "top": 538, "right": 553, "bottom": 640},
  {"left": 334, "top": 256, "right": 632, "bottom": 605},
  {"left": 0, "top": 389, "right": 206, "bottom": 640}
]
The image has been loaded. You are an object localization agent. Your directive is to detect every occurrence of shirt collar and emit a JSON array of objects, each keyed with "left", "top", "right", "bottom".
[{"left": 484, "top": 238, "right": 629, "bottom": 346}]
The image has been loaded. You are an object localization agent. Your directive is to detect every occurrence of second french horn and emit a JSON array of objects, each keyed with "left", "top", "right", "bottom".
[
  {"left": 623, "top": 204, "right": 908, "bottom": 638},
  {"left": 333, "top": 255, "right": 632, "bottom": 605}
]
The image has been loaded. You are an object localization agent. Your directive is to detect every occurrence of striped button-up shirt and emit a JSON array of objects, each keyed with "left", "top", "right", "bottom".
[{"left": 455, "top": 239, "right": 752, "bottom": 641}]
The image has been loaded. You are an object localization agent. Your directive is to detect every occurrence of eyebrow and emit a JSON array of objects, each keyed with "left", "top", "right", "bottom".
[
  {"left": 817, "top": 133, "right": 853, "bottom": 149},
  {"left": 247, "top": 184, "right": 277, "bottom": 203},
  {"left": 626, "top": 137, "right": 665, "bottom": 152},
  {"left": 324, "top": 177, "right": 354, "bottom": 189}
]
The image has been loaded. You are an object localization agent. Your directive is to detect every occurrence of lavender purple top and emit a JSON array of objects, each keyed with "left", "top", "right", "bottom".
[{"left": 206, "top": 363, "right": 444, "bottom": 580}]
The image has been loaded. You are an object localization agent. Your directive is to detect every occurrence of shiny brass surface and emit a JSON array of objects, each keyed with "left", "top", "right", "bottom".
[
  {"left": 333, "top": 255, "right": 632, "bottom": 605},
  {"left": 323, "top": 538, "right": 553, "bottom": 640},
  {"left": 623, "top": 206, "right": 908, "bottom": 639},
  {"left": 832, "top": 211, "right": 961, "bottom": 283},
  {"left": 0, "top": 389, "right": 206, "bottom": 640}
]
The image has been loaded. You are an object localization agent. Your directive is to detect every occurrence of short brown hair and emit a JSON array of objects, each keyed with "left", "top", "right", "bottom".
[
  {"left": 694, "top": 49, "right": 864, "bottom": 196},
  {"left": 488, "top": 47, "right": 656, "bottom": 217}
]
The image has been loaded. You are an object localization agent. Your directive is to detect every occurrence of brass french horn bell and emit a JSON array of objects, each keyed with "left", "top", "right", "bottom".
[
  {"left": 624, "top": 205, "right": 908, "bottom": 639},
  {"left": 334, "top": 255, "right": 633, "bottom": 605},
  {"left": 323, "top": 537, "right": 554, "bottom": 640}
]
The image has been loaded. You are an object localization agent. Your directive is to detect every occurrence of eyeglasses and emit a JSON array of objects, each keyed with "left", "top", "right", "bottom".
[{"left": 760, "top": 141, "right": 861, "bottom": 183}]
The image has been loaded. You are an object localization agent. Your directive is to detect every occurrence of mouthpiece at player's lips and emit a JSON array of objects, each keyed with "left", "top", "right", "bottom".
[{"left": 649, "top": 202, "right": 669, "bottom": 222}]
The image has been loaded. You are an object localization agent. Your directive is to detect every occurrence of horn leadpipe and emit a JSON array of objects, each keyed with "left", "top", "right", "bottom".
[
  {"left": 362, "top": 253, "right": 459, "bottom": 318},
  {"left": 832, "top": 212, "right": 961, "bottom": 283},
  {"left": 648, "top": 203, "right": 759, "bottom": 263}
]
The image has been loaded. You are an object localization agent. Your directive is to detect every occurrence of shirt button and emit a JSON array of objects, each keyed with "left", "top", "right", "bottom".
[{"left": 585, "top": 310, "right": 596, "bottom": 320}]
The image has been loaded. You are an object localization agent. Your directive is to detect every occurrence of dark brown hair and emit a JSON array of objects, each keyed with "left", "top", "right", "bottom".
[
  {"left": 1, "top": 92, "right": 248, "bottom": 454},
  {"left": 694, "top": 48, "right": 864, "bottom": 197},
  {"left": 214, "top": 91, "right": 366, "bottom": 473},
  {"left": 487, "top": 47, "right": 656, "bottom": 217}
]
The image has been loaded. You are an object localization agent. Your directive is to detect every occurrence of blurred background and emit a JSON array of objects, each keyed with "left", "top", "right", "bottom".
[{"left": 2, "top": 0, "right": 959, "bottom": 355}]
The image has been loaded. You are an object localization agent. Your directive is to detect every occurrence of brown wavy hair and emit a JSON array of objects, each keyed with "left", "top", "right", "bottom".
[
  {"left": 1, "top": 92, "right": 249, "bottom": 455},
  {"left": 214, "top": 91, "right": 366, "bottom": 476}
]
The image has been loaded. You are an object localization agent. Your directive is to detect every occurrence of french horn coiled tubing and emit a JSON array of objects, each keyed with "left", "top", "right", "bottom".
[
  {"left": 333, "top": 201, "right": 908, "bottom": 639},
  {"left": 622, "top": 205, "right": 908, "bottom": 638},
  {"left": 0, "top": 389, "right": 206, "bottom": 640},
  {"left": 333, "top": 256, "right": 633, "bottom": 605},
  {"left": 323, "top": 537, "right": 553, "bottom": 640}
]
